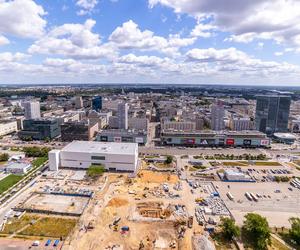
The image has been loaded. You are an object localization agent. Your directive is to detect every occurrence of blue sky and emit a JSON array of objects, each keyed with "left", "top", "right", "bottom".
[{"left": 0, "top": 0, "right": 300, "bottom": 85}]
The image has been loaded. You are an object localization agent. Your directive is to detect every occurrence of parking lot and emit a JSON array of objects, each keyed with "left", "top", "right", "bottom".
[{"left": 216, "top": 181, "right": 300, "bottom": 227}]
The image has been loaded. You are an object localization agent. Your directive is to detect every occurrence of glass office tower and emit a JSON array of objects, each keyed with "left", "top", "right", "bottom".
[
  {"left": 92, "top": 96, "right": 102, "bottom": 112},
  {"left": 255, "top": 95, "right": 291, "bottom": 135}
]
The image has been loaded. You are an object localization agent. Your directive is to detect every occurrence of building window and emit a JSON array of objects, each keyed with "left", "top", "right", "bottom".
[{"left": 91, "top": 156, "right": 105, "bottom": 160}]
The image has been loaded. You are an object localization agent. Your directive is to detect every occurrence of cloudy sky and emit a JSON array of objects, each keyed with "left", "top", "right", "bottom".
[{"left": 1, "top": 0, "right": 300, "bottom": 85}]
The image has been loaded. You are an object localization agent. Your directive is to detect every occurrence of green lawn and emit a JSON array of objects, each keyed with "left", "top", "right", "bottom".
[
  {"left": 31, "top": 157, "right": 47, "bottom": 168},
  {"left": 20, "top": 216, "right": 77, "bottom": 238},
  {"left": 0, "top": 174, "right": 23, "bottom": 194},
  {"left": 1, "top": 214, "right": 77, "bottom": 239},
  {"left": 1, "top": 214, "right": 39, "bottom": 234}
]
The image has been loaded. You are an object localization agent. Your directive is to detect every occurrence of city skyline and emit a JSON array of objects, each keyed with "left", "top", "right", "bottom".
[{"left": 0, "top": 0, "right": 300, "bottom": 85}]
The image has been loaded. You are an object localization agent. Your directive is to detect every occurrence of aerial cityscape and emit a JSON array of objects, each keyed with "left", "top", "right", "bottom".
[{"left": 1, "top": 1, "right": 300, "bottom": 250}]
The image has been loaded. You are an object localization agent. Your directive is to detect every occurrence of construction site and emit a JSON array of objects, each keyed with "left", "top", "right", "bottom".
[
  {"left": 60, "top": 160, "right": 212, "bottom": 250},
  {"left": 0, "top": 169, "right": 102, "bottom": 241}
]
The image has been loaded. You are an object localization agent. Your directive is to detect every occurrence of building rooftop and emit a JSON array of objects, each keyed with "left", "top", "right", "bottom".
[
  {"left": 61, "top": 141, "right": 138, "bottom": 155},
  {"left": 5, "top": 162, "right": 31, "bottom": 169}
]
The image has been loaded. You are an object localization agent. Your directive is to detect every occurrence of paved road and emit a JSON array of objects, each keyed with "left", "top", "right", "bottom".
[{"left": 139, "top": 146, "right": 300, "bottom": 156}]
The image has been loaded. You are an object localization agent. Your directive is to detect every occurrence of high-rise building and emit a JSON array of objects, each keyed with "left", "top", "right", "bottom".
[
  {"left": 211, "top": 102, "right": 225, "bottom": 131},
  {"left": 74, "top": 96, "right": 83, "bottom": 109},
  {"left": 92, "top": 96, "right": 102, "bottom": 112},
  {"left": 18, "top": 118, "right": 61, "bottom": 140},
  {"left": 255, "top": 95, "right": 291, "bottom": 135},
  {"left": 118, "top": 102, "right": 128, "bottom": 129},
  {"left": 23, "top": 101, "right": 41, "bottom": 119}
]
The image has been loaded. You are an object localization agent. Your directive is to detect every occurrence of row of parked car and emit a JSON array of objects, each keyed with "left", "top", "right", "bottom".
[{"left": 32, "top": 239, "right": 60, "bottom": 247}]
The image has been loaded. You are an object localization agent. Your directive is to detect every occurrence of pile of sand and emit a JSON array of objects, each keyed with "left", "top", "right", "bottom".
[
  {"left": 106, "top": 198, "right": 129, "bottom": 208},
  {"left": 138, "top": 170, "right": 179, "bottom": 184}
]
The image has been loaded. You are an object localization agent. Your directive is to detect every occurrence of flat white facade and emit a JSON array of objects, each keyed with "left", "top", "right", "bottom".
[
  {"left": 0, "top": 120, "right": 18, "bottom": 136},
  {"left": 49, "top": 141, "right": 138, "bottom": 172},
  {"left": 23, "top": 101, "right": 41, "bottom": 119},
  {"left": 49, "top": 150, "right": 60, "bottom": 171}
]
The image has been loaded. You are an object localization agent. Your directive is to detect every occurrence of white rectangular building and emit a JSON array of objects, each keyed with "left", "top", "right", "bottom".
[
  {"left": 5, "top": 162, "right": 31, "bottom": 174},
  {"left": 23, "top": 101, "right": 41, "bottom": 119},
  {"left": 0, "top": 120, "right": 18, "bottom": 136},
  {"left": 49, "top": 141, "right": 138, "bottom": 172}
]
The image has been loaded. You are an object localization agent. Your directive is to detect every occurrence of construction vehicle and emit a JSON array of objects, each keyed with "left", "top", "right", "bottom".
[
  {"left": 195, "top": 197, "right": 204, "bottom": 203},
  {"left": 87, "top": 220, "right": 95, "bottom": 230},
  {"left": 113, "top": 217, "right": 121, "bottom": 225},
  {"left": 188, "top": 216, "right": 193, "bottom": 228}
]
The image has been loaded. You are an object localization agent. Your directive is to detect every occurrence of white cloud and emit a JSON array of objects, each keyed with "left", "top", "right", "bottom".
[
  {"left": 185, "top": 47, "right": 300, "bottom": 78},
  {"left": 275, "top": 52, "right": 284, "bottom": 56},
  {"left": 28, "top": 19, "right": 116, "bottom": 60},
  {"left": 0, "top": 52, "right": 30, "bottom": 62},
  {"left": 109, "top": 20, "right": 195, "bottom": 56},
  {"left": 118, "top": 54, "right": 166, "bottom": 67},
  {"left": 149, "top": 0, "right": 300, "bottom": 48},
  {"left": 0, "top": 0, "right": 46, "bottom": 39},
  {"left": 76, "top": 0, "right": 98, "bottom": 15},
  {"left": 0, "top": 35, "right": 9, "bottom": 45},
  {"left": 190, "top": 23, "right": 216, "bottom": 38},
  {"left": 186, "top": 47, "right": 248, "bottom": 63}
]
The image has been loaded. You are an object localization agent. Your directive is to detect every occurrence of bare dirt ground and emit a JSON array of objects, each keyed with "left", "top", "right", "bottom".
[{"left": 63, "top": 171, "right": 187, "bottom": 250}]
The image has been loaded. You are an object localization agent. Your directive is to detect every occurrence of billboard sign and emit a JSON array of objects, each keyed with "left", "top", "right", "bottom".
[
  {"left": 182, "top": 138, "right": 195, "bottom": 144},
  {"left": 261, "top": 139, "right": 270, "bottom": 146},
  {"left": 114, "top": 137, "right": 121, "bottom": 142},
  {"left": 100, "top": 136, "right": 108, "bottom": 142},
  {"left": 200, "top": 139, "right": 208, "bottom": 145},
  {"left": 226, "top": 139, "right": 235, "bottom": 145},
  {"left": 243, "top": 139, "right": 252, "bottom": 146}
]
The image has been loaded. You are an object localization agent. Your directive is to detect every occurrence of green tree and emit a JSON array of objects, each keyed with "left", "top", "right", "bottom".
[
  {"left": 0, "top": 153, "right": 9, "bottom": 162},
  {"left": 289, "top": 217, "right": 300, "bottom": 245},
  {"left": 220, "top": 217, "right": 240, "bottom": 241},
  {"left": 165, "top": 155, "right": 173, "bottom": 165},
  {"left": 243, "top": 213, "right": 271, "bottom": 250},
  {"left": 87, "top": 165, "right": 105, "bottom": 178}
]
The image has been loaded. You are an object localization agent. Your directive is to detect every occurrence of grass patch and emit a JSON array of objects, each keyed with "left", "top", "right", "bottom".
[
  {"left": 0, "top": 174, "right": 23, "bottom": 194},
  {"left": 2, "top": 214, "right": 77, "bottom": 239},
  {"left": 31, "top": 157, "right": 47, "bottom": 168},
  {"left": 252, "top": 161, "right": 282, "bottom": 166},
  {"left": 20, "top": 217, "right": 77, "bottom": 238},
  {"left": 212, "top": 232, "right": 238, "bottom": 250},
  {"left": 222, "top": 162, "right": 248, "bottom": 167},
  {"left": 1, "top": 214, "right": 39, "bottom": 234},
  {"left": 269, "top": 235, "right": 291, "bottom": 250}
]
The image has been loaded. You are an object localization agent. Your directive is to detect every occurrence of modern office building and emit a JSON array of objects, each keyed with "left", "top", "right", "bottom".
[
  {"left": 255, "top": 95, "right": 291, "bottom": 135},
  {"left": 96, "top": 129, "right": 147, "bottom": 145},
  {"left": 161, "top": 121, "right": 196, "bottom": 132},
  {"left": 92, "top": 96, "right": 102, "bottom": 112},
  {"left": 61, "top": 121, "right": 98, "bottom": 141},
  {"left": 229, "top": 117, "right": 254, "bottom": 131},
  {"left": 74, "top": 96, "right": 83, "bottom": 109},
  {"left": 23, "top": 101, "right": 41, "bottom": 119},
  {"left": 18, "top": 119, "right": 61, "bottom": 140},
  {"left": 161, "top": 130, "right": 270, "bottom": 148},
  {"left": 211, "top": 102, "right": 225, "bottom": 131},
  {"left": 0, "top": 120, "right": 18, "bottom": 136},
  {"left": 118, "top": 102, "right": 128, "bottom": 129},
  {"left": 49, "top": 141, "right": 139, "bottom": 172}
]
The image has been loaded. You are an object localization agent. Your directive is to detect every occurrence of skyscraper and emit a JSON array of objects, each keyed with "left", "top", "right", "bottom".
[
  {"left": 255, "top": 95, "right": 291, "bottom": 135},
  {"left": 23, "top": 101, "right": 41, "bottom": 119},
  {"left": 118, "top": 102, "right": 128, "bottom": 129},
  {"left": 92, "top": 96, "right": 102, "bottom": 112},
  {"left": 74, "top": 96, "right": 83, "bottom": 109},
  {"left": 211, "top": 101, "right": 225, "bottom": 131}
]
